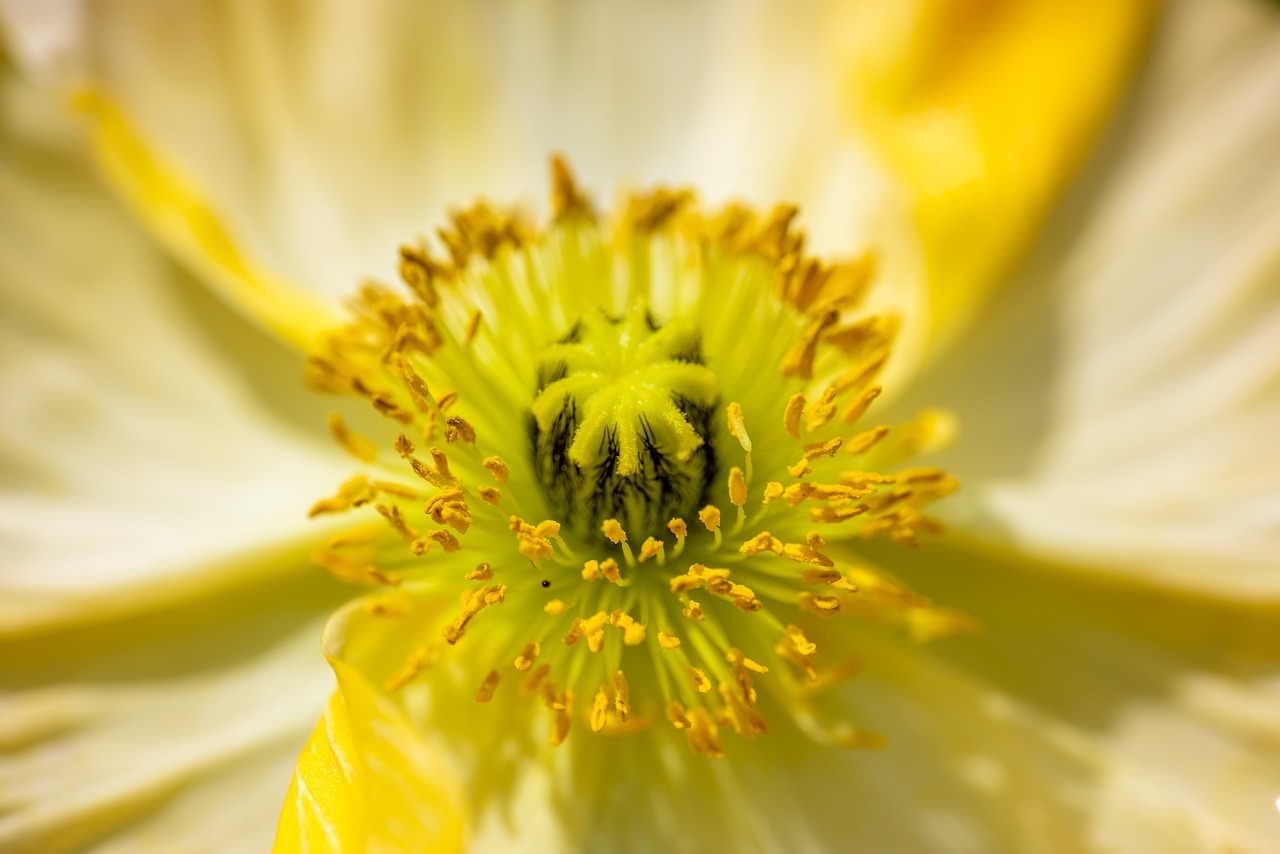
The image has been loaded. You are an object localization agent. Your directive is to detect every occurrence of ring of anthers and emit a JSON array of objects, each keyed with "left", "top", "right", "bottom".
[{"left": 305, "top": 157, "right": 968, "bottom": 757}]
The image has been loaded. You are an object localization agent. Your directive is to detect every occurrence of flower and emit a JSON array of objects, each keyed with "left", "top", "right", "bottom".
[{"left": 2, "top": 0, "right": 1280, "bottom": 852}]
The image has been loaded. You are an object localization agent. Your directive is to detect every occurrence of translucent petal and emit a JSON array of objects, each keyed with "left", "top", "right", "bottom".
[
  {"left": 823, "top": 0, "right": 1157, "bottom": 347},
  {"left": 0, "top": 72, "right": 354, "bottom": 633},
  {"left": 885, "top": 0, "right": 1280, "bottom": 598},
  {"left": 273, "top": 660, "right": 465, "bottom": 854}
]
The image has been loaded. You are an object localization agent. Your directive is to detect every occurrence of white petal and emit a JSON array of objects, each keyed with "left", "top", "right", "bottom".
[
  {"left": 0, "top": 0, "right": 917, "bottom": 334},
  {"left": 0, "top": 591, "right": 336, "bottom": 853},
  {"left": 0, "top": 72, "right": 355, "bottom": 632},
  {"left": 852, "top": 540, "right": 1280, "bottom": 852},
  {"left": 886, "top": 0, "right": 1280, "bottom": 598}
]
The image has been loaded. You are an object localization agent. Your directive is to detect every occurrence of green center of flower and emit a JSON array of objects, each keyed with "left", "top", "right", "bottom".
[
  {"left": 304, "top": 159, "right": 968, "bottom": 759},
  {"left": 529, "top": 306, "right": 719, "bottom": 541}
]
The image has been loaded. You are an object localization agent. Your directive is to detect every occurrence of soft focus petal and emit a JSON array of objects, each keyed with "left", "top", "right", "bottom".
[
  {"left": 861, "top": 538, "right": 1280, "bottom": 851},
  {"left": 0, "top": 579, "right": 339, "bottom": 854},
  {"left": 0, "top": 71, "right": 351, "bottom": 850},
  {"left": 274, "top": 654, "right": 464, "bottom": 853},
  {"left": 888, "top": 0, "right": 1280, "bottom": 598},
  {"left": 833, "top": 0, "right": 1157, "bottom": 348},
  {"left": 0, "top": 71, "right": 356, "bottom": 634}
]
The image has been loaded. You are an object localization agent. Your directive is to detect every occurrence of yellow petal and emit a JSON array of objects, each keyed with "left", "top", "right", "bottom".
[
  {"left": 275, "top": 659, "right": 465, "bottom": 853},
  {"left": 833, "top": 0, "right": 1158, "bottom": 348},
  {"left": 72, "top": 90, "right": 341, "bottom": 351},
  {"left": 891, "top": 0, "right": 1280, "bottom": 600}
]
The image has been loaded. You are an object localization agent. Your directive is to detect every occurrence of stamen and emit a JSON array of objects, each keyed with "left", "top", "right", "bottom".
[{"left": 304, "top": 159, "right": 961, "bottom": 759}]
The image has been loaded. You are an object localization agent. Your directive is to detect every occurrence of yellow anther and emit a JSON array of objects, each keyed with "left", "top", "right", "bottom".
[
  {"left": 637, "top": 537, "right": 664, "bottom": 563},
  {"left": 806, "top": 531, "right": 826, "bottom": 549},
  {"left": 313, "top": 549, "right": 398, "bottom": 587},
  {"left": 429, "top": 448, "right": 452, "bottom": 479},
  {"left": 591, "top": 686, "right": 610, "bottom": 733},
  {"left": 611, "top": 671, "right": 631, "bottom": 722},
  {"left": 551, "top": 706, "right": 572, "bottom": 747},
  {"left": 698, "top": 505, "right": 721, "bottom": 532},
  {"left": 551, "top": 155, "right": 594, "bottom": 221},
  {"left": 326, "top": 523, "right": 383, "bottom": 550},
  {"left": 686, "top": 666, "right": 712, "bottom": 693},
  {"left": 798, "top": 592, "right": 842, "bottom": 616},
  {"left": 728, "top": 467, "right": 747, "bottom": 508},
  {"left": 805, "top": 387, "right": 839, "bottom": 434},
  {"left": 685, "top": 708, "right": 724, "bottom": 758},
  {"left": 786, "top": 458, "right": 811, "bottom": 478},
  {"left": 780, "top": 312, "right": 836, "bottom": 380},
  {"left": 610, "top": 610, "right": 647, "bottom": 646},
  {"left": 408, "top": 456, "right": 456, "bottom": 489},
  {"left": 398, "top": 361, "right": 433, "bottom": 412},
  {"left": 602, "top": 518, "right": 627, "bottom": 544},
  {"left": 762, "top": 482, "right": 785, "bottom": 504},
  {"left": 582, "top": 560, "right": 601, "bottom": 581},
  {"left": 683, "top": 600, "right": 705, "bottom": 622},
  {"left": 803, "top": 437, "right": 844, "bottom": 461},
  {"left": 600, "top": 558, "right": 622, "bottom": 584},
  {"left": 782, "top": 543, "right": 835, "bottom": 567},
  {"left": 783, "top": 482, "right": 817, "bottom": 507},
  {"left": 483, "top": 455, "right": 510, "bottom": 483},
  {"left": 802, "top": 567, "right": 843, "bottom": 585},
  {"left": 465, "top": 563, "right": 493, "bottom": 581},
  {"left": 308, "top": 475, "right": 373, "bottom": 517},
  {"left": 328, "top": 412, "right": 376, "bottom": 462},
  {"left": 372, "top": 481, "right": 418, "bottom": 499},
  {"left": 658, "top": 631, "right": 682, "bottom": 650},
  {"left": 475, "top": 669, "right": 501, "bottom": 702},
  {"left": 846, "top": 425, "right": 890, "bottom": 456},
  {"left": 445, "top": 415, "right": 477, "bottom": 444},
  {"left": 441, "top": 584, "right": 507, "bottom": 644},
  {"left": 515, "top": 642, "right": 541, "bottom": 672},
  {"left": 740, "top": 532, "right": 784, "bottom": 556},
  {"left": 509, "top": 516, "right": 559, "bottom": 561},
  {"left": 478, "top": 486, "right": 501, "bottom": 505},
  {"left": 411, "top": 529, "right": 460, "bottom": 555},
  {"left": 783, "top": 624, "right": 818, "bottom": 657},
  {"left": 393, "top": 433, "right": 416, "bottom": 458},
  {"left": 583, "top": 611, "right": 610, "bottom": 653},
  {"left": 425, "top": 489, "right": 472, "bottom": 533},
  {"left": 842, "top": 384, "right": 882, "bottom": 424},
  {"left": 464, "top": 309, "right": 483, "bottom": 344},
  {"left": 727, "top": 649, "right": 769, "bottom": 674},
  {"left": 370, "top": 392, "right": 415, "bottom": 425},
  {"left": 783, "top": 393, "right": 805, "bottom": 438},
  {"left": 375, "top": 503, "right": 419, "bottom": 541},
  {"left": 726, "top": 401, "right": 751, "bottom": 453},
  {"left": 666, "top": 700, "right": 691, "bottom": 730},
  {"left": 544, "top": 599, "right": 566, "bottom": 617}
]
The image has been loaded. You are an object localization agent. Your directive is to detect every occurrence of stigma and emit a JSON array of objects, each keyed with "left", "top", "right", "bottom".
[{"left": 305, "top": 158, "right": 968, "bottom": 757}]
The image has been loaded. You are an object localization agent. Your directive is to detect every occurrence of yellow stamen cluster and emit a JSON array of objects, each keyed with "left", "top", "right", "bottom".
[{"left": 304, "top": 159, "right": 968, "bottom": 758}]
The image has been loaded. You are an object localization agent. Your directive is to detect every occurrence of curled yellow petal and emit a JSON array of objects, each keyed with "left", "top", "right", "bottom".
[
  {"left": 273, "top": 660, "right": 464, "bottom": 853},
  {"left": 833, "top": 0, "right": 1158, "bottom": 347}
]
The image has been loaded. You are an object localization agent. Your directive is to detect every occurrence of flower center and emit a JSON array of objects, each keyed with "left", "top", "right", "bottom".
[
  {"left": 530, "top": 306, "right": 718, "bottom": 542},
  {"left": 304, "top": 159, "right": 969, "bottom": 758}
]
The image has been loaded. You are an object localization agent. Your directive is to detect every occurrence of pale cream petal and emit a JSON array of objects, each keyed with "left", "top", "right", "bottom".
[
  {"left": 857, "top": 538, "right": 1280, "bottom": 852},
  {"left": 0, "top": 0, "right": 929, "bottom": 375},
  {"left": 0, "top": 578, "right": 341, "bottom": 854},
  {"left": 0, "top": 71, "right": 355, "bottom": 633},
  {"left": 884, "top": 0, "right": 1280, "bottom": 598}
]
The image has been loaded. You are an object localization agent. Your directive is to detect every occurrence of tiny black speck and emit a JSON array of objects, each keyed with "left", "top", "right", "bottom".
[{"left": 540, "top": 579, "right": 552, "bottom": 589}]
